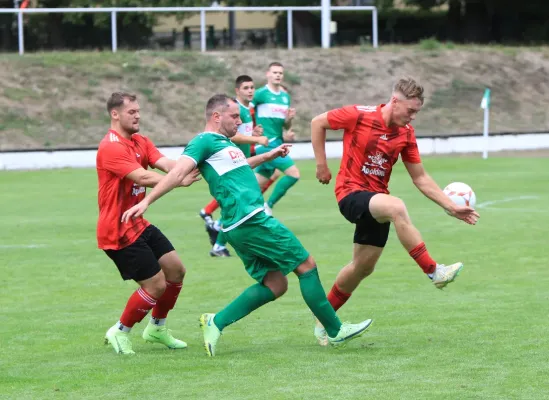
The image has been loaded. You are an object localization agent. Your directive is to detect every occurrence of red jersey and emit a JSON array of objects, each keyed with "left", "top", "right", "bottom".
[
  {"left": 327, "top": 104, "right": 421, "bottom": 202},
  {"left": 96, "top": 129, "right": 164, "bottom": 250}
]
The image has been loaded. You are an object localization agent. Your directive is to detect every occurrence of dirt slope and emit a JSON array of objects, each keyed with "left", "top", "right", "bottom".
[{"left": 1, "top": 45, "right": 549, "bottom": 150}]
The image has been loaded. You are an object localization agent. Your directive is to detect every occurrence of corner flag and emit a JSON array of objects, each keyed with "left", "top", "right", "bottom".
[
  {"left": 481, "top": 88, "right": 491, "bottom": 159},
  {"left": 480, "top": 88, "right": 491, "bottom": 110}
]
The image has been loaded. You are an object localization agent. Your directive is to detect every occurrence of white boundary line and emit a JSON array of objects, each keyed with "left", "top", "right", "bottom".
[
  {"left": 476, "top": 196, "right": 540, "bottom": 209},
  {"left": 2, "top": 133, "right": 549, "bottom": 170},
  {"left": 0, "top": 244, "right": 47, "bottom": 249}
]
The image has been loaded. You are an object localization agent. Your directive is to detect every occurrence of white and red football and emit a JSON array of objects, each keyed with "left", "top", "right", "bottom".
[{"left": 443, "top": 182, "right": 476, "bottom": 208}]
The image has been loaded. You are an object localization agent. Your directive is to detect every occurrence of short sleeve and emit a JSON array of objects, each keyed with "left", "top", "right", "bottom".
[
  {"left": 401, "top": 127, "right": 422, "bottom": 164},
  {"left": 143, "top": 136, "right": 164, "bottom": 167},
  {"left": 182, "top": 134, "right": 215, "bottom": 165},
  {"left": 327, "top": 105, "right": 360, "bottom": 131},
  {"left": 285, "top": 92, "right": 291, "bottom": 106},
  {"left": 98, "top": 142, "right": 142, "bottom": 178},
  {"left": 252, "top": 89, "right": 265, "bottom": 106}
]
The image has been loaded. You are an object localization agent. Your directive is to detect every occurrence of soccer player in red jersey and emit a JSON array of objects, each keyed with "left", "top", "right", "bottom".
[
  {"left": 96, "top": 92, "right": 200, "bottom": 354},
  {"left": 310, "top": 78, "right": 480, "bottom": 345}
]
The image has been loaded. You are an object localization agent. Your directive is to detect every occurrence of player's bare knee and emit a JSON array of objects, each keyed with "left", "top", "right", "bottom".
[
  {"left": 272, "top": 279, "right": 288, "bottom": 298},
  {"left": 289, "top": 172, "right": 300, "bottom": 180},
  {"left": 305, "top": 255, "right": 316, "bottom": 269},
  {"left": 294, "top": 255, "right": 316, "bottom": 275},
  {"left": 285, "top": 166, "right": 300, "bottom": 179},
  {"left": 142, "top": 273, "right": 167, "bottom": 299},
  {"left": 159, "top": 252, "right": 186, "bottom": 282},
  {"left": 170, "top": 264, "right": 186, "bottom": 283},
  {"left": 264, "top": 275, "right": 288, "bottom": 298},
  {"left": 389, "top": 198, "right": 408, "bottom": 221}
]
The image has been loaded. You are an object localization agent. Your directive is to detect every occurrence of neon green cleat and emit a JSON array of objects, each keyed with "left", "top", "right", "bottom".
[
  {"left": 199, "top": 313, "right": 221, "bottom": 357},
  {"left": 142, "top": 323, "right": 188, "bottom": 349},
  {"left": 104, "top": 325, "right": 135, "bottom": 355},
  {"left": 328, "top": 319, "right": 373, "bottom": 348},
  {"left": 432, "top": 262, "right": 463, "bottom": 289}
]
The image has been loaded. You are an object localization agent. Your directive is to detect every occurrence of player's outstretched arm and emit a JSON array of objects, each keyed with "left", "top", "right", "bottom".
[
  {"left": 232, "top": 133, "right": 269, "bottom": 146},
  {"left": 121, "top": 157, "right": 200, "bottom": 222},
  {"left": 311, "top": 112, "right": 332, "bottom": 184},
  {"left": 152, "top": 157, "right": 177, "bottom": 173},
  {"left": 404, "top": 161, "right": 480, "bottom": 225},
  {"left": 126, "top": 168, "right": 168, "bottom": 188},
  {"left": 247, "top": 144, "right": 291, "bottom": 169}
]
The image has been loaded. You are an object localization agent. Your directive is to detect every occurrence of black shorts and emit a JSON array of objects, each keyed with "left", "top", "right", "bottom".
[
  {"left": 338, "top": 191, "right": 391, "bottom": 248},
  {"left": 104, "top": 225, "right": 175, "bottom": 282}
]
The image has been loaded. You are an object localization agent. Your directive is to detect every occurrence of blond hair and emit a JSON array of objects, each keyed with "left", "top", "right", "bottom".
[{"left": 393, "top": 78, "right": 424, "bottom": 104}]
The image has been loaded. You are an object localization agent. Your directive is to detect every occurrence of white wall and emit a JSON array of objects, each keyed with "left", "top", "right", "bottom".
[{"left": 1, "top": 132, "right": 549, "bottom": 171}]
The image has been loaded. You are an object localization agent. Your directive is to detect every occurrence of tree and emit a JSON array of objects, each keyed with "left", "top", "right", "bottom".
[{"left": 405, "top": 0, "right": 549, "bottom": 42}]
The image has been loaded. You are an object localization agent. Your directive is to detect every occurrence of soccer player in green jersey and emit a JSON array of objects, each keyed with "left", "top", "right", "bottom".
[
  {"left": 122, "top": 94, "right": 373, "bottom": 356},
  {"left": 253, "top": 62, "right": 299, "bottom": 215},
  {"left": 199, "top": 75, "right": 269, "bottom": 257}
]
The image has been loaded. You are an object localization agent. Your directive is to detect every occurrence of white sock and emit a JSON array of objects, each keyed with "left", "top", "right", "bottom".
[
  {"left": 213, "top": 243, "right": 226, "bottom": 252},
  {"left": 201, "top": 209, "right": 214, "bottom": 224},
  {"left": 151, "top": 317, "right": 166, "bottom": 326},
  {"left": 116, "top": 321, "right": 131, "bottom": 333}
]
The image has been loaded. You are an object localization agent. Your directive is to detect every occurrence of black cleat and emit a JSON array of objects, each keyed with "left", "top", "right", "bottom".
[
  {"left": 209, "top": 248, "right": 231, "bottom": 257},
  {"left": 205, "top": 223, "right": 219, "bottom": 246},
  {"left": 199, "top": 210, "right": 213, "bottom": 224},
  {"left": 199, "top": 211, "right": 218, "bottom": 245}
]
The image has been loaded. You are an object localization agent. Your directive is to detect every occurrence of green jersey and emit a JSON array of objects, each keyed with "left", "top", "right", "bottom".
[
  {"left": 253, "top": 85, "right": 291, "bottom": 149},
  {"left": 235, "top": 100, "right": 254, "bottom": 157},
  {"left": 182, "top": 132, "right": 264, "bottom": 231}
]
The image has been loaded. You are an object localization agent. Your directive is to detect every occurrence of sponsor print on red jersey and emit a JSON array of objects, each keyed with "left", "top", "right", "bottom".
[
  {"left": 327, "top": 104, "right": 422, "bottom": 202},
  {"left": 96, "top": 129, "right": 163, "bottom": 250}
]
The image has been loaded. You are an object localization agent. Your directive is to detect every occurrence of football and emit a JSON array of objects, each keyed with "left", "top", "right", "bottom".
[{"left": 443, "top": 182, "right": 477, "bottom": 208}]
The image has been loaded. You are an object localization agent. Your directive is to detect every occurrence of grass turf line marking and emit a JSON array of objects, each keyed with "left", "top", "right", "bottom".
[{"left": 476, "top": 196, "right": 539, "bottom": 209}]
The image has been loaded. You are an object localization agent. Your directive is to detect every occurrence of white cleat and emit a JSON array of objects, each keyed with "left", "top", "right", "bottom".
[
  {"left": 328, "top": 319, "right": 373, "bottom": 347},
  {"left": 314, "top": 325, "right": 329, "bottom": 347},
  {"left": 432, "top": 262, "right": 463, "bottom": 289}
]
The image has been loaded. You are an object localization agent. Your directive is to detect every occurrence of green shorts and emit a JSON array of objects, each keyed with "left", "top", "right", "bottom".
[
  {"left": 225, "top": 212, "right": 310, "bottom": 283},
  {"left": 253, "top": 145, "right": 295, "bottom": 178}
]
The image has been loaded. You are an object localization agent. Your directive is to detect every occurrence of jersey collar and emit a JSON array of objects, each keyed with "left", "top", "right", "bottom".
[
  {"left": 108, "top": 129, "right": 134, "bottom": 144},
  {"left": 236, "top": 99, "right": 251, "bottom": 109},
  {"left": 265, "top": 84, "right": 281, "bottom": 95},
  {"left": 203, "top": 131, "right": 228, "bottom": 139},
  {"left": 376, "top": 104, "right": 392, "bottom": 132}
]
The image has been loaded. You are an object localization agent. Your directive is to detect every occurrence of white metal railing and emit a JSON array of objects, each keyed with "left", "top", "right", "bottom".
[{"left": 0, "top": 5, "right": 378, "bottom": 54}]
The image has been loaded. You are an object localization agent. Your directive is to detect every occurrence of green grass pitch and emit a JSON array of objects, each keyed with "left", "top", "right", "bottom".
[{"left": 1, "top": 156, "right": 548, "bottom": 399}]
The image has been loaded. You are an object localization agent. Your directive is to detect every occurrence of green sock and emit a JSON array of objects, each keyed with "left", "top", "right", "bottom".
[
  {"left": 298, "top": 267, "right": 342, "bottom": 338},
  {"left": 213, "top": 283, "right": 275, "bottom": 331},
  {"left": 215, "top": 230, "right": 228, "bottom": 247},
  {"left": 267, "top": 176, "right": 299, "bottom": 208}
]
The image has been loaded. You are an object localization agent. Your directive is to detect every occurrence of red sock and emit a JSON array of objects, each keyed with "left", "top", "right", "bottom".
[
  {"left": 119, "top": 288, "right": 157, "bottom": 328},
  {"left": 327, "top": 283, "right": 352, "bottom": 311},
  {"left": 409, "top": 242, "right": 437, "bottom": 274},
  {"left": 261, "top": 178, "right": 275, "bottom": 193},
  {"left": 152, "top": 281, "right": 183, "bottom": 319},
  {"left": 204, "top": 199, "right": 219, "bottom": 215}
]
